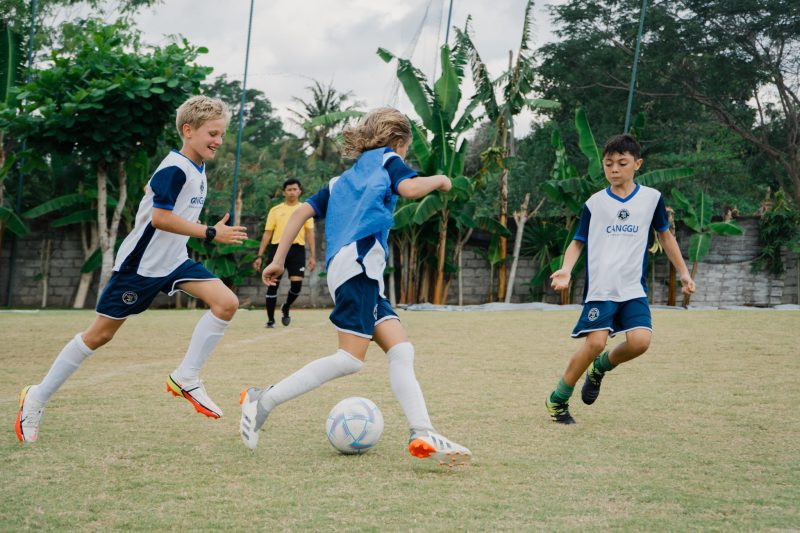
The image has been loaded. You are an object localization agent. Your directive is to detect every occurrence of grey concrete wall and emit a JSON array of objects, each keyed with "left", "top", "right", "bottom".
[{"left": 1, "top": 216, "right": 796, "bottom": 309}]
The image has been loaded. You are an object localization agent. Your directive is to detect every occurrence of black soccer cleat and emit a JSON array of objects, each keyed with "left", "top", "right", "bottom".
[
  {"left": 265, "top": 320, "right": 275, "bottom": 329},
  {"left": 280, "top": 303, "right": 291, "bottom": 326},
  {"left": 545, "top": 397, "right": 576, "bottom": 424},
  {"left": 581, "top": 366, "right": 605, "bottom": 405}
]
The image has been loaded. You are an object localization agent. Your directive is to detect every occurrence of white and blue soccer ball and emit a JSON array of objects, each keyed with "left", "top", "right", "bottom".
[{"left": 326, "top": 397, "right": 384, "bottom": 454}]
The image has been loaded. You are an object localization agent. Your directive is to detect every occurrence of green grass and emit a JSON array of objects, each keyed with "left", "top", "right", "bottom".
[{"left": 1, "top": 308, "right": 798, "bottom": 531}]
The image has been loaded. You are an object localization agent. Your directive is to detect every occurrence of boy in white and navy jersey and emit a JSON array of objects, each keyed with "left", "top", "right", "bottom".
[
  {"left": 15, "top": 96, "right": 249, "bottom": 443},
  {"left": 239, "top": 108, "right": 472, "bottom": 466},
  {"left": 546, "top": 134, "right": 696, "bottom": 424}
]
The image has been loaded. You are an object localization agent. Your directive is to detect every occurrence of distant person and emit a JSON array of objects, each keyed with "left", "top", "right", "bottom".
[
  {"left": 240, "top": 107, "right": 472, "bottom": 466},
  {"left": 15, "top": 96, "right": 248, "bottom": 443},
  {"left": 253, "top": 179, "right": 316, "bottom": 328},
  {"left": 546, "top": 134, "right": 696, "bottom": 424}
]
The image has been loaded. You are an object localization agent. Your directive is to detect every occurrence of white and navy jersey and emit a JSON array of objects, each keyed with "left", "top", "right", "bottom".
[
  {"left": 574, "top": 184, "right": 669, "bottom": 302},
  {"left": 307, "top": 147, "right": 417, "bottom": 298},
  {"left": 113, "top": 150, "right": 207, "bottom": 277}
]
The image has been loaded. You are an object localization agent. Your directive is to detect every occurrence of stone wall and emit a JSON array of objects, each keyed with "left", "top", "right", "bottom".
[{"left": 1, "top": 216, "right": 796, "bottom": 308}]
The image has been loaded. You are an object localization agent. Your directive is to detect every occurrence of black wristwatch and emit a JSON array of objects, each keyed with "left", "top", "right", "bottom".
[{"left": 204, "top": 225, "right": 217, "bottom": 243}]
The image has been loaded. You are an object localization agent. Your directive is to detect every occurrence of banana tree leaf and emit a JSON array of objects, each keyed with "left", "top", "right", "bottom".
[
  {"left": 687, "top": 233, "right": 711, "bottom": 263},
  {"left": 452, "top": 210, "right": 476, "bottom": 229},
  {"left": 393, "top": 202, "right": 418, "bottom": 229},
  {"left": 0, "top": 205, "right": 28, "bottom": 235},
  {"left": 708, "top": 221, "right": 743, "bottom": 236},
  {"left": 451, "top": 139, "right": 469, "bottom": 179},
  {"left": 379, "top": 48, "right": 434, "bottom": 129},
  {"left": 474, "top": 215, "right": 511, "bottom": 238},
  {"left": 433, "top": 46, "right": 460, "bottom": 126},
  {"left": 526, "top": 98, "right": 560, "bottom": 110},
  {"left": 637, "top": 168, "right": 694, "bottom": 187},
  {"left": 303, "top": 110, "right": 364, "bottom": 129},
  {"left": 23, "top": 193, "right": 88, "bottom": 218},
  {"left": 409, "top": 121, "right": 434, "bottom": 174},
  {"left": 0, "top": 23, "right": 21, "bottom": 106},
  {"left": 696, "top": 191, "right": 712, "bottom": 228},
  {"left": 413, "top": 194, "right": 444, "bottom": 224},
  {"left": 206, "top": 257, "right": 237, "bottom": 278},
  {"left": 575, "top": 107, "right": 602, "bottom": 179},
  {"left": 52, "top": 209, "right": 96, "bottom": 227}
]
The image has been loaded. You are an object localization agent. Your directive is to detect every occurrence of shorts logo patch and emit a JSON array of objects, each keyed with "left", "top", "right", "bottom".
[
  {"left": 122, "top": 291, "right": 138, "bottom": 305},
  {"left": 299, "top": 267, "right": 305, "bottom": 272},
  {"left": 373, "top": 304, "right": 378, "bottom": 320},
  {"left": 587, "top": 307, "right": 600, "bottom": 321},
  {"left": 617, "top": 208, "right": 630, "bottom": 221}
]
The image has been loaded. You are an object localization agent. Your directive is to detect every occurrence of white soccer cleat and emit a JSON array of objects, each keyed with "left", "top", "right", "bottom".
[
  {"left": 15, "top": 385, "right": 45, "bottom": 444},
  {"left": 239, "top": 387, "right": 271, "bottom": 451},
  {"left": 408, "top": 429, "right": 472, "bottom": 467},
  {"left": 166, "top": 374, "right": 223, "bottom": 419}
]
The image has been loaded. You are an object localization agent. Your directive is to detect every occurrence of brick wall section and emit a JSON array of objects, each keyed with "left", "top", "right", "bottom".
[{"left": 1, "top": 217, "right": 796, "bottom": 308}]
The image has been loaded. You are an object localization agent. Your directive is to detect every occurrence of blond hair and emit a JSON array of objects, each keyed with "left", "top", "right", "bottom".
[
  {"left": 341, "top": 107, "right": 411, "bottom": 159},
  {"left": 175, "top": 95, "right": 231, "bottom": 137}
]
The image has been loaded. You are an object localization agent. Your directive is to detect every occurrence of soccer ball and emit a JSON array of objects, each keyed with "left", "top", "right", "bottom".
[{"left": 325, "top": 397, "right": 384, "bottom": 454}]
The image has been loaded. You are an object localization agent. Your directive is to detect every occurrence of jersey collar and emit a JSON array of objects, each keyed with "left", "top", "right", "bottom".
[
  {"left": 171, "top": 149, "right": 205, "bottom": 173},
  {"left": 605, "top": 183, "right": 640, "bottom": 203}
]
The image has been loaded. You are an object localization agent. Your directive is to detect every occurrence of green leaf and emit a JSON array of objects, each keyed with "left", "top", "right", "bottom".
[
  {"left": 637, "top": 168, "right": 694, "bottom": 187},
  {"left": 0, "top": 206, "right": 28, "bottom": 235},
  {"left": 413, "top": 194, "right": 444, "bottom": 224},
  {"left": 52, "top": 209, "right": 96, "bottom": 227},
  {"left": 526, "top": 98, "right": 560, "bottom": 110},
  {"left": 688, "top": 233, "right": 711, "bottom": 262},
  {"left": 393, "top": 202, "right": 419, "bottom": 229},
  {"left": 433, "top": 45, "right": 460, "bottom": 125},
  {"left": 575, "top": 107, "right": 602, "bottom": 179},
  {"left": 708, "top": 221, "right": 743, "bottom": 236},
  {"left": 23, "top": 193, "right": 88, "bottom": 218},
  {"left": 0, "top": 23, "right": 22, "bottom": 106},
  {"left": 303, "top": 110, "right": 364, "bottom": 129}
]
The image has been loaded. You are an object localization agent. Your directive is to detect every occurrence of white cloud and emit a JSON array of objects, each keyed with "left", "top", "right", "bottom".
[{"left": 134, "top": 0, "right": 565, "bottom": 136}]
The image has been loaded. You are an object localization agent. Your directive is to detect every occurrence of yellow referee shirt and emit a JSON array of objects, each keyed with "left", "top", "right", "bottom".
[{"left": 265, "top": 202, "right": 314, "bottom": 245}]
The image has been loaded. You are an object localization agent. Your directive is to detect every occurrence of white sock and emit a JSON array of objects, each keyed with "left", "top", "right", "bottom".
[
  {"left": 31, "top": 333, "right": 94, "bottom": 405},
  {"left": 174, "top": 311, "right": 230, "bottom": 383},
  {"left": 386, "top": 342, "right": 433, "bottom": 432},
  {"left": 259, "top": 349, "right": 363, "bottom": 412}
]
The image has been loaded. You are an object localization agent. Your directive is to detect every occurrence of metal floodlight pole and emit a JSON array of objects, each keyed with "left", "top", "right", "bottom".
[
  {"left": 624, "top": 0, "right": 648, "bottom": 134},
  {"left": 5, "top": 0, "right": 38, "bottom": 307},
  {"left": 230, "top": 0, "right": 255, "bottom": 223},
  {"left": 443, "top": 0, "right": 454, "bottom": 47}
]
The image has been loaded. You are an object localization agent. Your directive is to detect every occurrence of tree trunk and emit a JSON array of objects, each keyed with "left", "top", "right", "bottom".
[
  {"left": 40, "top": 238, "right": 52, "bottom": 308},
  {"left": 455, "top": 228, "right": 473, "bottom": 307},
  {"left": 418, "top": 262, "right": 431, "bottom": 303},
  {"left": 73, "top": 219, "right": 98, "bottom": 309},
  {"left": 432, "top": 211, "right": 449, "bottom": 305},
  {"left": 505, "top": 194, "right": 532, "bottom": 304},
  {"left": 408, "top": 238, "right": 418, "bottom": 303},
  {"left": 235, "top": 188, "right": 243, "bottom": 227},
  {"left": 666, "top": 207, "right": 677, "bottom": 306},
  {"left": 398, "top": 241, "right": 407, "bottom": 304},
  {"left": 388, "top": 245, "right": 396, "bottom": 307},
  {"left": 96, "top": 160, "right": 128, "bottom": 299},
  {"left": 497, "top": 168, "right": 509, "bottom": 301}
]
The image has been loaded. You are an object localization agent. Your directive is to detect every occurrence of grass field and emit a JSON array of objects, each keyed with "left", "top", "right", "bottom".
[{"left": 1, "top": 308, "right": 798, "bottom": 531}]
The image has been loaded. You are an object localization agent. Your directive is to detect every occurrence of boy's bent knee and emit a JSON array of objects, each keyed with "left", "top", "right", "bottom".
[
  {"left": 584, "top": 337, "right": 607, "bottom": 355},
  {"left": 211, "top": 293, "right": 240, "bottom": 321},
  {"left": 82, "top": 329, "right": 115, "bottom": 350}
]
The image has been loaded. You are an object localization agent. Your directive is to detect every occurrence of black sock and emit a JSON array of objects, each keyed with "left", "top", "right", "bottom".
[
  {"left": 285, "top": 280, "right": 302, "bottom": 308},
  {"left": 265, "top": 283, "right": 279, "bottom": 322}
]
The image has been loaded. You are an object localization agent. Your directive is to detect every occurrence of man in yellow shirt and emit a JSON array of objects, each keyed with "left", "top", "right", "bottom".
[{"left": 254, "top": 179, "right": 316, "bottom": 327}]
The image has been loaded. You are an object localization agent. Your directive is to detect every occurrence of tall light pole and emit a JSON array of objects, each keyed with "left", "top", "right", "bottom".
[
  {"left": 230, "top": 0, "right": 255, "bottom": 224},
  {"left": 624, "top": 0, "right": 648, "bottom": 134}
]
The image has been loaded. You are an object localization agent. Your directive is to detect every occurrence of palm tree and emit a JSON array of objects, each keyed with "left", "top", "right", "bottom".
[{"left": 288, "top": 80, "right": 360, "bottom": 162}]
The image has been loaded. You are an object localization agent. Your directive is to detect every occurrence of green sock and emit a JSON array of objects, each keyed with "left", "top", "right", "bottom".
[
  {"left": 549, "top": 378, "right": 574, "bottom": 404},
  {"left": 593, "top": 351, "right": 616, "bottom": 373}
]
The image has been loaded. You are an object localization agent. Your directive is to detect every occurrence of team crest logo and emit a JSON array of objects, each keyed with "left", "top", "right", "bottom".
[
  {"left": 587, "top": 307, "right": 600, "bottom": 321},
  {"left": 122, "top": 291, "right": 138, "bottom": 305},
  {"left": 200, "top": 181, "right": 205, "bottom": 193},
  {"left": 617, "top": 208, "right": 630, "bottom": 221}
]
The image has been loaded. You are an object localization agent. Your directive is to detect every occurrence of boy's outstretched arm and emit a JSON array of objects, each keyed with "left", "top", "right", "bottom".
[
  {"left": 397, "top": 175, "right": 451, "bottom": 199},
  {"left": 262, "top": 203, "right": 316, "bottom": 286},
  {"left": 658, "top": 230, "right": 696, "bottom": 295},
  {"left": 151, "top": 209, "right": 247, "bottom": 244},
  {"left": 550, "top": 240, "right": 584, "bottom": 291}
]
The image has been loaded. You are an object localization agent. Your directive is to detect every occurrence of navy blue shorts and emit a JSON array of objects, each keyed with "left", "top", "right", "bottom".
[
  {"left": 329, "top": 272, "right": 398, "bottom": 338},
  {"left": 96, "top": 260, "right": 217, "bottom": 319},
  {"left": 571, "top": 297, "right": 652, "bottom": 338}
]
